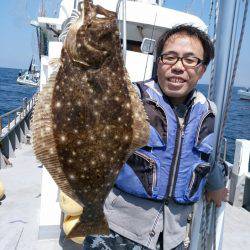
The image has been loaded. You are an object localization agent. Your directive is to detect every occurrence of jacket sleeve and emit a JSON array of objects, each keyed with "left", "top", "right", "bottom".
[
  {"left": 205, "top": 163, "right": 226, "bottom": 191},
  {"left": 205, "top": 100, "right": 226, "bottom": 191}
]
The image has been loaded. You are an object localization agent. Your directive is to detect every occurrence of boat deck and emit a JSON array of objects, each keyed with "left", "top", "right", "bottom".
[
  {"left": 0, "top": 143, "right": 249, "bottom": 250},
  {"left": 0, "top": 143, "right": 81, "bottom": 250}
]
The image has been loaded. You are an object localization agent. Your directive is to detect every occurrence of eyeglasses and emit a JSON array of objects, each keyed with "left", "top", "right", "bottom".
[{"left": 159, "top": 53, "right": 204, "bottom": 68}]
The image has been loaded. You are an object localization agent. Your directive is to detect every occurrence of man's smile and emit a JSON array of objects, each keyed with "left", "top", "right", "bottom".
[{"left": 166, "top": 77, "right": 187, "bottom": 84}]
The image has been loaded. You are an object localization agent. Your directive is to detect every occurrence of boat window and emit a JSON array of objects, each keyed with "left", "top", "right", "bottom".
[{"left": 121, "top": 40, "right": 142, "bottom": 52}]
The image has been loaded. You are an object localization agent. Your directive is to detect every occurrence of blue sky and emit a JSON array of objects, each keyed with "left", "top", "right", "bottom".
[{"left": 0, "top": 0, "right": 249, "bottom": 87}]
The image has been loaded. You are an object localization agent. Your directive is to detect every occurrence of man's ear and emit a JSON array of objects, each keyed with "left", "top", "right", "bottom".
[
  {"left": 198, "top": 65, "right": 206, "bottom": 79},
  {"left": 202, "top": 65, "right": 207, "bottom": 73}
]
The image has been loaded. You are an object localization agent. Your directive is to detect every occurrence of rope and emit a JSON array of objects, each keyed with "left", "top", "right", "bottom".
[
  {"left": 208, "top": 0, "right": 214, "bottom": 30},
  {"left": 208, "top": 0, "right": 219, "bottom": 100},
  {"left": 204, "top": 2, "right": 249, "bottom": 249},
  {"left": 213, "top": 204, "right": 218, "bottom": 250},
  {"left": 215, "top": 0, "right": 248, "bottom": 164},
  {"left": 229, "top": 0, "right": 242, "bottom": 81},
  {"left": 213, "top": 0, "right": 238, "bottom": 163},
  {"left": 116, "top": 0, "right": 123, "bottom": 14},
  {"left": 200, "top": 195, "right": 207, "bottom": 250}
]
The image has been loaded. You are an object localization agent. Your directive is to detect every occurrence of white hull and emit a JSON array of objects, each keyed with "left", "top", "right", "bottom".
[
  {"left": 17, "top": 77, "right": 40, "bottom": 87},
  {"left": 17, "top": 71, "right": 40, "bottom": 87},
  {"left": 238, "top": 89, "right": 250, "bottom": 100}
]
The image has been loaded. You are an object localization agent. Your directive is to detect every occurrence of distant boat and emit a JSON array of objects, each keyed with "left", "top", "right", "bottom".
[
  {"left": 17, "top": 58, "right": 40, "bottom": 87},
  {"left": 238, "top": 88, "right": 250, "bottom": 100}
]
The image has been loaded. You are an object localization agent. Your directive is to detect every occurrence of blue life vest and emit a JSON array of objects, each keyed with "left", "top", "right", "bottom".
[{"left": 115, "top": 80, "right": 216, "bottom": 204}]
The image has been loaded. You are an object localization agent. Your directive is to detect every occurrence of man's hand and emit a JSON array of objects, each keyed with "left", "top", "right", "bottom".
[{"left": 205, "top": 187, "right": 228, "bottom": 207}]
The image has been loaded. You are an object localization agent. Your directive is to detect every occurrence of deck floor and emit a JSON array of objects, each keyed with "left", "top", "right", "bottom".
[
  {"left": 0, "top": 143, "right": 42, "bottom": 250},
  {"left": 0, "top": 143, "right": 249, "bottom": 250},
  {"left": 223, "top": 203, "right": 250, "bottom": 249}
]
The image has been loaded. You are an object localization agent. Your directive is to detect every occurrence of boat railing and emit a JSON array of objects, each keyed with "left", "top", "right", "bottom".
[
  {"left": 190, "top": 138, "right": 250, "bottom": 250},
  {"left": 0, "top": 93, "right": 38, "bottom": 168}
]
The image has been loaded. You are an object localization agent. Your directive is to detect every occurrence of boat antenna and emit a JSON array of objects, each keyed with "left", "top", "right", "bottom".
[{"left": 39, "top": 0, "right": 46, "bottom": 17}]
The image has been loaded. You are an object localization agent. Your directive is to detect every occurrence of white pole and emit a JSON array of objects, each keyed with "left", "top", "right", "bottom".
[{"left": 190, "top": 198, "right": 204, "bottom": 250}]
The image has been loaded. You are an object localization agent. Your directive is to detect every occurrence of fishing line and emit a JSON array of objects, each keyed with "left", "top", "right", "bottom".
[
  {"left": 218, "top": 0, "right": 249, "bottom": 159},
  {"left": 116, "top": 0, "right": 123, "bottom": 14},
  {"left": 208, "top": 0, "right": 219, "bottom": 100},
  {"left": 24, "top": 0, "right": 32, "bottom": 23},
  {"left": 201, "top": 0, "right": 205, "bottom": 18},
  {"left": 227, "top": 0, "right": 241, "bottom": 92},
  {"left": 185, "top": 0, "right": 196, "bottom": 14},
  {"left": 54, "top": 1, "right": 61, "bottom": 17},
  {"left": 208, "top": 0, "right": 214, "bottom": 30}
]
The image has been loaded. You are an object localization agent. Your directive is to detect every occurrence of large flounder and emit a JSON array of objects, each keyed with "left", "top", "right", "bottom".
[{"left": 32, "top": 0, "right": 149, "bottom": 238}]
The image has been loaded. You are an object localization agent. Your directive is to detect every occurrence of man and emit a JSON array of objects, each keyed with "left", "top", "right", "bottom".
[{"left": 83, "top": 25, "right": 227, "bottom": 250}]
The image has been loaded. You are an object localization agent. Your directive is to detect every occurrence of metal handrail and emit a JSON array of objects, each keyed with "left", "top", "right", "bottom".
[
  {"left": 0, "top": 93, "right": 38, "bottom": 138},
  {"left": 0, "top": 107, "right": 21, "bottom": 118}
]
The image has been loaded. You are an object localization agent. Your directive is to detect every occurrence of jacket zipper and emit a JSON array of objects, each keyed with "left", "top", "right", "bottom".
[
  {"left": 165, "top": 102, "right": 193, "bottom": 203},
  {"left": 134, "top": 151, "right": 157, "bottom": 188},
  {"left": 166, "top": 122, "right": 185, "bottom": 202}
]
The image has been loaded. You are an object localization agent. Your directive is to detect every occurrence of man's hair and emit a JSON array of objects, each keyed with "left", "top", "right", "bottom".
[{"left": 156, "top": 24, "right": 215, "bottom": 66}]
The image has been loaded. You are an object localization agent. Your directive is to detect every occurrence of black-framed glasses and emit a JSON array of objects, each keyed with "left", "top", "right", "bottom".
[{"left": 159, "top": 53, "right": 204, "bottom": 68}]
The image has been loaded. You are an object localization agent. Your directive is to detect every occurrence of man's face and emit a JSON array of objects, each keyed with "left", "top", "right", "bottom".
[{"left": 157, "top": 33, "right": 206, "bottom": 104}]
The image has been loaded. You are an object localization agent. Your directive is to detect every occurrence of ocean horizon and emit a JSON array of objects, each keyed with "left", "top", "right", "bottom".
[{"left": 0, "top": 66, "right": 249, "bottom": 166}]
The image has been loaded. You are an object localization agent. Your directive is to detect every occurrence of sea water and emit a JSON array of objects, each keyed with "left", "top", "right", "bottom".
[{"left": 0, "top": 67, "right": 249, "bottom": 164}]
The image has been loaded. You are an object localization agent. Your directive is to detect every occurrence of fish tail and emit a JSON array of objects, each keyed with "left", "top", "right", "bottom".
[{"left": 67, "top": 210, "right": 110, "bottom": 238}]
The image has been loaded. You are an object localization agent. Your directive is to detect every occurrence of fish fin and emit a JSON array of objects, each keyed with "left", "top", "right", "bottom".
[
  {"left": 67, "top": 210, "right": 110, "bottom": 238},
  {"left": 48, "top": 58, "right": 62, "bottom": 71},
  {"left": 32, "top": 71, "right": 81, "bottom": 205},
  {"left": 59, "top": 9, "right": 81, "bottom": 43},
  {"left": 126, "top": 77, "right": 150, "bottom": 154}
]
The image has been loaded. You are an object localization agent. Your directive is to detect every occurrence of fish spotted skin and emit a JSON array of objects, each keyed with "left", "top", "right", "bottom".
[{"left": 33, "top": 0, "right": 149, "bottom": 238}]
